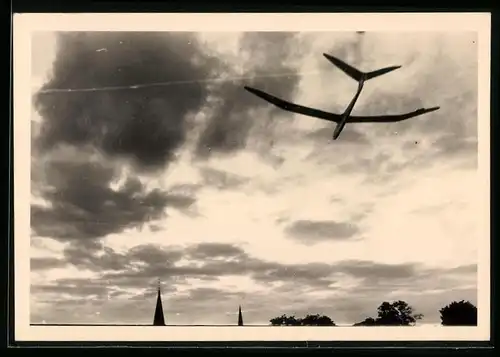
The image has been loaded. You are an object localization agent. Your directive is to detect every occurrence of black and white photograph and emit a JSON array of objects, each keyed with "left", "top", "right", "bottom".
[{"left": 14, "top": 13, "right": 491, "bottom": 342}]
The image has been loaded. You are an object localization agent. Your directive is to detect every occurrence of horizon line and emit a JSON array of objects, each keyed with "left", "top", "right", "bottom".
[{"left": 30, "top": 323, "right": 443, "bottom": 327}]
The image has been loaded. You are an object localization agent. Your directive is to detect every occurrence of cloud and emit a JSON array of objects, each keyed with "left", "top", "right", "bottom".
[
  {"left": 186, "top": 242, "right": 247, "bottom": 260},
  {"left": 285, "top": 220, "right": 360, "bottom": 244},
  {"left": 199, "top": 167, "right": 249, "bottom": 190},
  {"left": 336, "top": 151, "right": 392, "bottom": 175},
  {"left": 195, "top": 32, "right": 304, "bottom": 158},
  {"left": 431, "top": 133, "right": 478, "bottom": 160},
  {"left": 60, "top": 242, "right": 185, "bottom": 274},
  {"left": 31, "top": 155, "right": 195, "bottom": 244},
  {"left": 30, "top": 32, "right": 307, "bottom": 248},
  {"left": 31, "top": 242, "right": 477, "bottom": 324},
  {"left": 335, "top": 260, "right": 417, "bottom": 281},
  {"left": 33, "top": 31, "right": 222, "bottom": 173},
  {"left": 30, "top": 257, "right": 67, "bottom": 270},
  {"left": 32, "top": 279, "right": 109, "bottom": 298},
  {"left": 34, "top": 242, "right": 473, "bottom": 293}
]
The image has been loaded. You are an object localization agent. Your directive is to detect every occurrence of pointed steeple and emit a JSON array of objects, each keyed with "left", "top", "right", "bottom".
[
  {"left": 238, "top": 305, "right": 244, "bottom": 326},
  {"left": 153, "top": 278, "right": 165, "bottom": 326}
]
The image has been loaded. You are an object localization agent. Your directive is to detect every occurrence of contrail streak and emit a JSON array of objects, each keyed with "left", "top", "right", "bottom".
[{"left": 35, "top": 70, "right": 324, "bottom": 95}]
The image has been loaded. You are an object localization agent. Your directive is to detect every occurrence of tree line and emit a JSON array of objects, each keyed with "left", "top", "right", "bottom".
[{"left": 269, "top": 300, "right": 477, "bottom": 326}]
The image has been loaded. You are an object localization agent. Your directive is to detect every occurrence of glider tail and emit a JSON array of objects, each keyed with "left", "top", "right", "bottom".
[{"left": 323, "top": 53, "right": 401, "bottom": 82}]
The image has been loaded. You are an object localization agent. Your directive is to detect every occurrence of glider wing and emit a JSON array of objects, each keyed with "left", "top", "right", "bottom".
[
  {"left": 348, "top": 107, "right": 440, "bottom": 123},
  {"left": 244, "top": 86, "right": 342, "bottom": 123}
]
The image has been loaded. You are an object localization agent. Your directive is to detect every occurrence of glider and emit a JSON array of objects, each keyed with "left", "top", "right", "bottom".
[{"left": 244, "top": 53, "right": 440, "bottom": 140}]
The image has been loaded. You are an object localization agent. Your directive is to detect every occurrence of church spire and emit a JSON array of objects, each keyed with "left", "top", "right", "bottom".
[
  {"left": 238, "top": 305, "right": 244, "bottom": 326},
  {"left": 153, "top": 278, "right": 165, "bottom": 326}
]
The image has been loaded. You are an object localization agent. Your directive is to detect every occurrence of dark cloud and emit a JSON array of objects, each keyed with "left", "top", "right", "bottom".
[
  {"left": 32, "top": 279, "right": 109, "bottom": 298},
  {"left": 31, "top": 158, "right": 195, "bottom": 243},
  {"left": 44, "top": 242, "right": 339, "bottom": 291},
  {"left": 186, "top": 242, "right": 246, "bottom": 260},
  {"left": 37, "top": 242, "right": 459, "bottom": 291},
  {"left": 195, "top": 32, "right": 303, "bottom": 157},
  {"left": 164, "top": 192, "right": 197, "bottom": 207},
  {"left": 59, "top": 242, "right": 184, "bottom": 274},
  {"left": 30, "top": 257, "right": 66, "bottom": 270},
  {"left": 33, "top": 31, "right": 221, "bottom": 172},
  {"left": 31, "top": 242, "right": 477, "bottom": 324},
  {"left": 31, "top": 32, "right": 306, "bottom": 249},
  {"left": 31, "top": 32, "right": 224, "bottom": 252},
  {"left": 127, "top": 244, "right": 184, "bottom": 266},
  {"left": 285, "top": 220, "right": 360, "bottom": 244}
]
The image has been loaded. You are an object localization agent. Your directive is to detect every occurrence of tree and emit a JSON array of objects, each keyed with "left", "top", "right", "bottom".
[
  {"left": 353, "top": 317, "right": 377, "bottom": 326},
  {"left": 439, "top": 300, "right": 477, "bottom": 326},
  {"left": 353, "top": 300, "right": 423, "bottom": 326},
  {"left": 270, "top": 314, "right": 336, "bottom": 326},
  {"left": 300, "top": 314, "right": 336, "bottom": 326},
  {"left": 270, "top": 314, "right": 301, "bottom": 326},
  {"left": 376, "top": 300, "right": 423, "bottom": 326}
]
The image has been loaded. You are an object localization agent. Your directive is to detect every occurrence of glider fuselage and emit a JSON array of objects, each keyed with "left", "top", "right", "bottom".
[{"left": 333, "top": 78, "right": 365, "bottom": 140}]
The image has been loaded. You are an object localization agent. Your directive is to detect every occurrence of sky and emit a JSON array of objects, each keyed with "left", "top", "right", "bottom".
[{"left": 29, "top": 30, "right": 479, "bottom": 326}]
